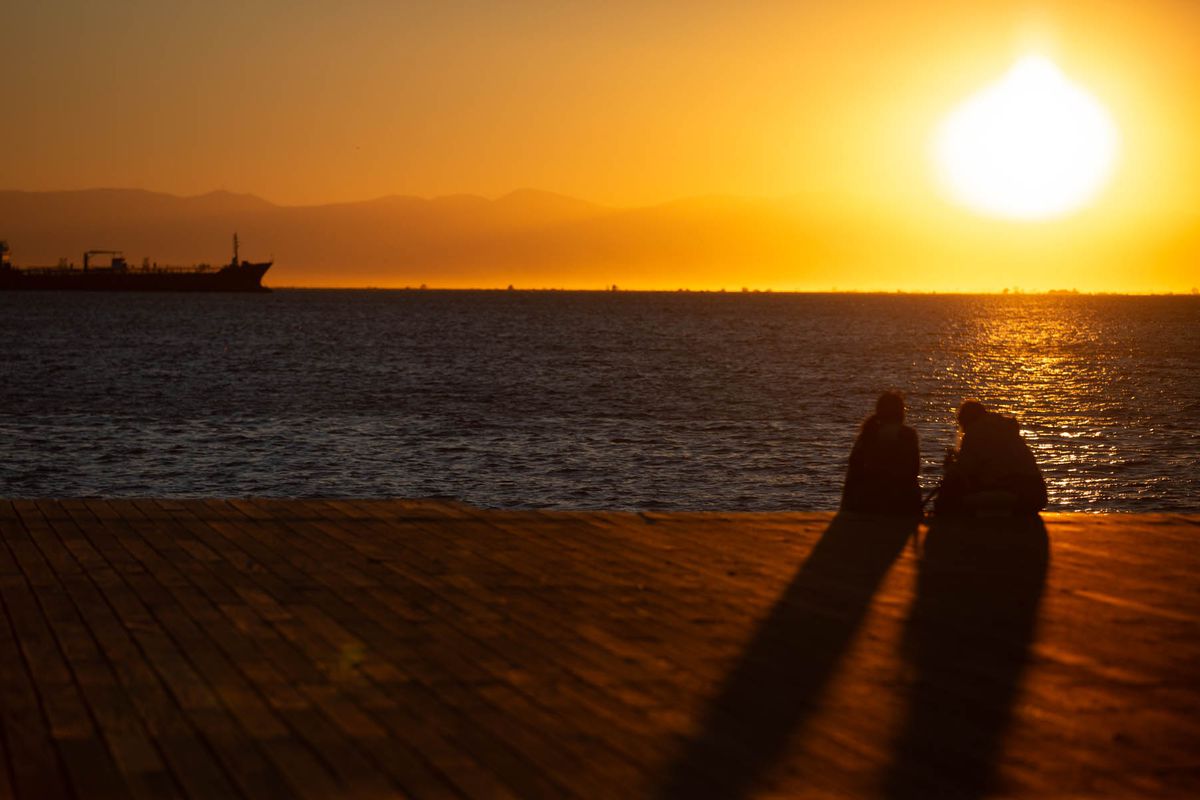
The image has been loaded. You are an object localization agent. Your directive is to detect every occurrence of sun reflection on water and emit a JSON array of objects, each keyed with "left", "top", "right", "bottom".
[
  {"left": 917, "top": 296, "right": 1194, "bottom": 510},
  {"left": 1, "top": 292, "right": 1196, "bottom": 511}
]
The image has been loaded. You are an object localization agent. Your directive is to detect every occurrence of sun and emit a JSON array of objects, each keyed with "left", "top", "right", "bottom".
[{"left": 932, "top": 55, "right": 1120, "bottom": 220}]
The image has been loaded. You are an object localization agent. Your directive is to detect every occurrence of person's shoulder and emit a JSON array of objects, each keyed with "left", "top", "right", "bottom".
[
  {"left": 854, "top": 416, "right": 880, "bottom": 438},
  {"left": 980, "top": 411, "right": 1018, "bottom": 431},
  {"left": 991, "top": 413, "right": 1021, "bottom": 435}
]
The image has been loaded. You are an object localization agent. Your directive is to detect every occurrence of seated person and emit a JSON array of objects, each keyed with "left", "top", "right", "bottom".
[
  {"left": 936, "top": 400, "right": 1048, "bottom": 516},
  {"left": 841, "top": 391, "right": 922, "bottom": 516}
]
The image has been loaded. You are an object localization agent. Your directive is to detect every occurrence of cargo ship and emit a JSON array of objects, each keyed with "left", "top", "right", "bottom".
[{"left": 0, "top": 234, "right": 271, "bottom": 292}]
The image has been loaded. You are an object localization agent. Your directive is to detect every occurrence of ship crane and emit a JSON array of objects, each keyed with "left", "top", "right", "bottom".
[{"left": 83, "top": 249, "right": 125, "bottom": 272}]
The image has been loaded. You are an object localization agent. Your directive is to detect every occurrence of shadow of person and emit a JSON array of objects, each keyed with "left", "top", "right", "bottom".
[
  {"left": 883, "top": 514, "right": 1048, "bottom": 799},
  {"left": 658, "top": 513, "right": 916, "bottom": 799}
]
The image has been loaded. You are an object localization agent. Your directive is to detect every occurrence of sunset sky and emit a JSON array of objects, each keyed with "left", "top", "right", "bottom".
[{"left": 5, "top": 1, "right": 1200, "bottom": 291}]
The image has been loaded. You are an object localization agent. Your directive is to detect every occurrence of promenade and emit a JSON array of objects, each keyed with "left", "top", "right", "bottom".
[{"left": 1, "top": 499, "right": 1197, "bottom": 798}]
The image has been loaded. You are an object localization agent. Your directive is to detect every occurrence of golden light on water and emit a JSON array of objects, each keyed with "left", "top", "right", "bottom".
[{"left": 932, "top": 55, "right": 1120, "bottom": 220}]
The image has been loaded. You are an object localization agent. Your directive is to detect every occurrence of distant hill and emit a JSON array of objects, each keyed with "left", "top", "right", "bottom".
[
  {"left": 0, "top": 187, "right": 835, "bottom": 288},
  {"left": 0, "top": 187, "right": 1182, "bottom": 291}
]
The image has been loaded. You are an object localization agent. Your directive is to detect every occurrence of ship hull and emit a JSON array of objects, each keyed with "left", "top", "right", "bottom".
[{"left": 0, "top": 262, "right": 271, "bottom": 292}]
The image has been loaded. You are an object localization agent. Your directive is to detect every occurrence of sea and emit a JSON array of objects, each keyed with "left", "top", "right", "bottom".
[{"left": 2, "top": 290, "right": 1197, "bottom": 511}]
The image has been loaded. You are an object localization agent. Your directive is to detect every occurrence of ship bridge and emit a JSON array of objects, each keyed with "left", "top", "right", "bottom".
[{"left": 83, "top": 250, "right": 127, "bottom": 271}]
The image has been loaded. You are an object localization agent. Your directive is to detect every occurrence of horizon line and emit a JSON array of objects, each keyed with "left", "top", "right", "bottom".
[{"left": 267, "top": 286, "right": 1200, "bottom": 297}]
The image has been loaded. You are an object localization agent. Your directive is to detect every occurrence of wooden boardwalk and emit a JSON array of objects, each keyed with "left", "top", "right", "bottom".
[{"left": 0, "top": 500, "right": 1197, "bottom": 799}]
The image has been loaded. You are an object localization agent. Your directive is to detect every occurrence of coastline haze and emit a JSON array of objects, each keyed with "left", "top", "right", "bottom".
[{"left": 2, "top": 187, "right": 1195, "bottom": 293}]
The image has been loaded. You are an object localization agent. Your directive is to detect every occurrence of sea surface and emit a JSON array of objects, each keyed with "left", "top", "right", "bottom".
[{"left": 2, "top": 290, "right": 1197, "bottom": 511}]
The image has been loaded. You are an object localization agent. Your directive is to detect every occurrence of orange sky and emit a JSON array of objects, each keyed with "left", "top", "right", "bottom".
[{"left": 5, "top": 1, "right": 1200, "bottom": 291}]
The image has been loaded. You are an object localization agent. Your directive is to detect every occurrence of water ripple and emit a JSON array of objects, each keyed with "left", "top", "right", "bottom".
[{"left": 1, "top": 291, "right": 1197, "bottom": 510}]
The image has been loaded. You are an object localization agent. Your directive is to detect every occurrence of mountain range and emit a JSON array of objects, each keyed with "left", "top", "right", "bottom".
[
  {"left": 0, "top": 188, "right": 843, "bottom": 289},
  {"left": 0, "top": 187, "right": 1189, "bottom": 291}
]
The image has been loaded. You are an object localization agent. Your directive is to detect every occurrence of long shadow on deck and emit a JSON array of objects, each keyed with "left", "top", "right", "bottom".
[
  {"left": 658, "top": 513, "right": 915, "bottom": 799},
  {"left": 882, "top": 515, "right": 1048, "bottom": 798}
]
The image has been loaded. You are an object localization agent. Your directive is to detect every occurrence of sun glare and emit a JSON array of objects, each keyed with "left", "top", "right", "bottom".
[{"left": 933, "top": 55, "right": 1119, "bottom": 220}]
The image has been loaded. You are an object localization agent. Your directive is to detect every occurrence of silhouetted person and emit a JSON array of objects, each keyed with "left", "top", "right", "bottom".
[
  {"left": 936, "top": 400, "right": 1047, "bottom": 515},
  {"left": 841, "top": 391, "right": 922, "bottom": 516}
]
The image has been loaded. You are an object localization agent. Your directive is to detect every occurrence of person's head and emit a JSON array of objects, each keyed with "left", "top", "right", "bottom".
[
  {"left": 874, "top": 391, "right": 905, "bottom": 425},
  {"left": 957, "top": 399, "right": 988, "bottom": 430}
]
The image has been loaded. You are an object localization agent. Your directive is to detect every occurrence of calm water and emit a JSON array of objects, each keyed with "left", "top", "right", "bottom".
[{"left": 2, "top": 290, "right": 1197, "bottom": 511}]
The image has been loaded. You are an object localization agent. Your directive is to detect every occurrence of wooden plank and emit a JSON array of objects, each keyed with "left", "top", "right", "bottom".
[
  {"left": 291, "top": 501, "right": 676, "bottom": 782},
  {"left": 96, "top": 500, "right": 351, "bottom": 800},
  {"left": 1, "top": 501, "right": 1198, "bottom": 798},
  {"left": 207, "top": 498, "right": 539, "bottom": 796},
  {"left": 232, "top": 501, "right": 648, "bottom": 796},
  {"left": 141, "top": 499, "right": 465, "bottom": 798},
  {"left": 6, "top": 501, "right": 155, "bottom": 799}
]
